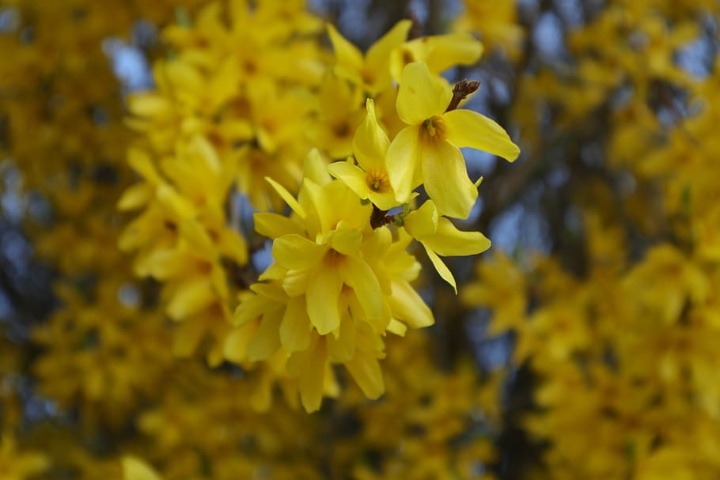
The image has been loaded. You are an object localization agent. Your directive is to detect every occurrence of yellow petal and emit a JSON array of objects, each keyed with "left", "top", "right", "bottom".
[
  {"left": 143, "top": 249, "right": 186, "bottom": 280},
  {"left": 328, "top": 160, "right": 373, "bottom": 198},
  {"left": 307, "top": 263, "right": 343, "bottom": 335},
  {"left": 341, "top": 256, "right": 383, "bottom": 320},
  {"left": 444, "top": 109, "right": 520, "bottom": 162},
  {"left": 421, "top": 218, "right": 491, "bottom": 256},
  {"left": 179, "top": 219, "right": 215, "bottom": 256},
  {"left": 280, "top": 297, "right": 312, "bottom": 352},
  {"left": 156, "top": 184, "right": 195, "bottom": 220},
  {"left": 166, "top": 279, "right": 216, "bottom": 320},
  {"left": 117, "top": 183, "right": 153, "bottom": 211},
  {"left": 328, "top": 228, "right": 363, "bottom": 256},
  {"left": 208, "top": 57, "right": 241, "bottom": 110},
  {"left": 273, "top": 234, "right": 326, "bottom": 269},
  {"left": 354, "top": 99, "right": 390, "bottom": 171},
  {"left": 122, "top": 457, "right": 162, "bottom": 480},
  {"left": 288, "top": 337, "right": 327, "bottom": 412},
  {"left": 326, "top": 313, "right": 356, "bottom": 362},
  {"left": 324, "top": 362, "right": 341, "bottom": 398},
  {"left": 301, "top": 178, "right": 328, "bottom": 234},
  {"left": 254, "top": 213, "right": 304, "bottom": 238},
  {"left": 368, "top": 190, "right": 402, "bottom": 212},
  {"left": 318, "top": 72, "right": 359, "bottom": 124},
  {"left": 386, "top": 125, "right": 422, "bottom": 203},
  {"left": 218, "top": 228, "right": 248, "bottom": 266},
  {"left": 265, "top": 177, "right": 306, "bottom": 219},
  {"left": 127, "top": 147, "right": 162, "bottom": 184},
  {"left": 247, "top": 314, "right": 282, "bottom": 361},
  {"left": 304, "top": 149, "right": 332, "bottom": 186},
  {"left": 396, "top": 62, "right": 452, "bottom": 125},
  {"left": 422, "top": 33, "right": 483, "bottom": 73},
  {"left": 192, "top": 135, "right": 221, "bottom": 173},
  {"left": 251, "top": 283, "right": 288, "bottom": 302},
  {"left": 345, "top": 352, "right": 384, "bottom": 399},
  {"left": 403, "top": 200, "right": 440, "bottom": 239},
  {"left": 250, "top": 370, "right": 273, "bottom": 413},
  {"left": 327, "top": 24, "right": 364, "bottom": 72},
  {"left": 223, "top": 323, "right": 255, "bottom": 363},
  {"left": 165, "top": 60, "right": 204, "bottom": 92},
  {"left": 389, "top": 279, "right": 435, "bottom": 328},
  {"left": 421, "top": 140, "right": 478, "bottom": 219},
  {"left": 423, "top": 244, "right": 457, "bottom": 293},
  {"left": 234, "top": 291, "right": 270, "bottom": 326},
  {"left": 282, "top": 268, "right": 311, "bottom": 297},
  {"left": 386, "top": 318, "right": 408, "bottom": 336},
  {"left": 365, "top": 20, "right": 412, "bottom": 91},
  {"left": 127, "top": 94, "right": 172, "bottom": 118}
]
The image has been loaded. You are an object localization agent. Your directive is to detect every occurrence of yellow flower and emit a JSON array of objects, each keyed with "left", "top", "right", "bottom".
[
  {"left": 390, "top": 32, "right": 484, "bottom": 82},
  {"left": 328, "top": 20, "right": 412, "bottom": 94},
  {"left": 403, "top": 200, "right": 491, "bottom": 292},
  {"left": 307, "top": 72, "right": 364, "bottom": 159},
  {"left": 118, "top": 137, "right": 247, "bottom": 365},
  {"left": 462, "top": 252, "right": 527, "bottom": 335},
  {"left": 387, "top": 62, "right": 520, "bottom": 218},
  {"left": 328, "top": 99, "right": 399, "bottom": 210},
  {"left": 454, "top": 0, "right": 525, "bottom": 61}
]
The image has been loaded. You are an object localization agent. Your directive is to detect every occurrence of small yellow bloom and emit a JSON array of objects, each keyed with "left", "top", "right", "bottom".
[
  {"left": 308, "top": 72, "right": 364, "bottom": 159},
  {"left": 328, "top": 99, "right": 399, "bottom": 210},
  {"left": 387, "top": 62, "right": 520, "bottom": 218},
  {"left": 328, "top": 20, "right": 412, "bottom": 94},
  {"left": 454, "top": 0, "right": 525, "bottom": 61},
  {"left": 462, "top": 252, "right": 527, "bottom": 335},
  {"left": 390, "top": 31, "right": 484, "bottom": 82}
]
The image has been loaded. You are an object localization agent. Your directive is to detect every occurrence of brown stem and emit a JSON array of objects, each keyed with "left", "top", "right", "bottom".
[
  {"left": 370, "top": 205, "right": 394, "bottom": 229},
  {"left": 446, "top": 80, "right": 481, "bottom": 112}
]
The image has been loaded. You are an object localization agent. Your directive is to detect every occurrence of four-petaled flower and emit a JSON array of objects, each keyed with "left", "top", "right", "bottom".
[{"left": 387, "top": 62, "right": 520, "bottom": 218}]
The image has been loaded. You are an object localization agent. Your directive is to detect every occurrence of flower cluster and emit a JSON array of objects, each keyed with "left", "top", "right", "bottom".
[
  {"left": 116, "top": 0, "right": 519, "bottom": 412},
  {"left": 462, "top": 0, "right": 720, "bottom": 477},
  {"left": 226, "top": 31, "right": 518, "bottom": 411}
]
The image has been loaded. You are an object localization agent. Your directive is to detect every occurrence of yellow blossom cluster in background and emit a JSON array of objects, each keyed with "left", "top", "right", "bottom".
[
  {"left": 462, "top": 0, "right": 720, "bottom": 478},
  {"left": 2, "top": 0, "right": 720, "bottom": 479}
]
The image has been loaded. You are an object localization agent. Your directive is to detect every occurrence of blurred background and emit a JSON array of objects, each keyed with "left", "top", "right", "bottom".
[{"left": 1, "top": 0, "right": 720, "bottom": 479}]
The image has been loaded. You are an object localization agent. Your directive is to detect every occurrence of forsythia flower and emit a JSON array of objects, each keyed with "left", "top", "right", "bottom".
[
  {"left": 327, "top": 99, "right": 398, "bottom": 210},
  {"left": 307, "top": 72, "right": 365, "bottom": 159},
  {"left": 387, "top": 62, "right": 520, "bottom": 218},
  {"left": 454, "top": 0, "right": 525, "bottom": 61},
  {"left": 390, "top": 31, "right": 484, "bottom": 82},
  {"left": 462, "top": 251, "right": 527, "bottom": 335},
  {"left": 328, "top": 20, "right": 412, "bottom": 94}
]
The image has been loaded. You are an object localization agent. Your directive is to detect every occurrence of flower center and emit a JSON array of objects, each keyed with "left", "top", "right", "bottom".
[
  {"left": 365, "top": 169, "right": 391, "bottom": 193},
  {"left": 422, "top": 116, "right": 446, "bottom": 142}
]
